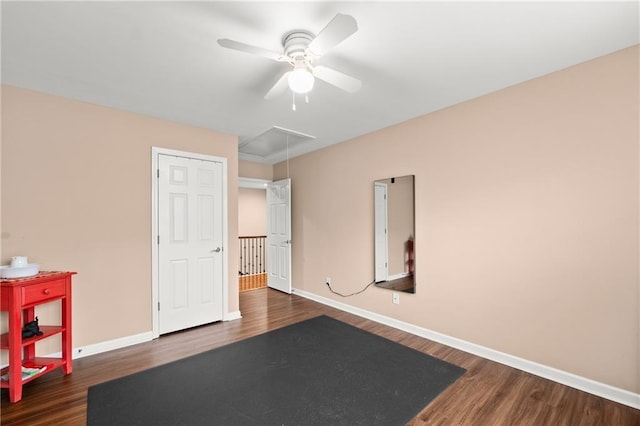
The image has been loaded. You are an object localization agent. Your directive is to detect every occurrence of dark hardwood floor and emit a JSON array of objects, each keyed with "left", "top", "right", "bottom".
[{"left": 2, "top": 288, "right": 639, "bottom": 425}]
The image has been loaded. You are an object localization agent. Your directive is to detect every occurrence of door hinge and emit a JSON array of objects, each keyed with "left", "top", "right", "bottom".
[
  {"left": 158, "top": 302, "right": 160, "bottom": 311},
  {"left": 157, "top": 235, "right": 160, "bottom": 245},
  {"left": 157, "top": 169, "right": 160, "bottom": 178}
]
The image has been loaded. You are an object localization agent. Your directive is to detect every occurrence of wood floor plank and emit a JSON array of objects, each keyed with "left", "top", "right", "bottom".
[{"left": 1, "top": 288, "right": 638, "bottom": 425}]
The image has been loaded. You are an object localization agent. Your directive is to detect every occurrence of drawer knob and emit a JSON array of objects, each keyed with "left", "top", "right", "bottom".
[{"left": 43, "top": 288, "right": 50, "bottom": 295}]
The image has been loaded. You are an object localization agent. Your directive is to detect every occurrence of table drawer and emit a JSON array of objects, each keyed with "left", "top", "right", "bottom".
[{"left": 22, "top": 279, "right": 66, "bottom": 305}]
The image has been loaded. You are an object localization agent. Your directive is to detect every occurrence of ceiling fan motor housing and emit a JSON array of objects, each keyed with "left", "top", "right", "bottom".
[{"left": 282, "top": 30, "right": 314, "bottom": 60}]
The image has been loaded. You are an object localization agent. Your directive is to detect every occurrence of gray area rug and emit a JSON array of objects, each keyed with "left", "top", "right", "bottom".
[{"left": 87, "top": 315, "right": 465, "bottom": 425}]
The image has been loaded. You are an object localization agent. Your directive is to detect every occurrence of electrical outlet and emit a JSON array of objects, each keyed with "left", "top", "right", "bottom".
[
  {"left": 325, "top": 276, "right": 331, "bottom": 286},
  {"left": 392, "top": 292, "right": 400, "bottom": 304}
]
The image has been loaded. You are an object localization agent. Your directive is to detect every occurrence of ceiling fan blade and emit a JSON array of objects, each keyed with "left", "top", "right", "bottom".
[
  {"left": 264, "top": 71, "right": 291, "bottom": 100},
  {"left": 313, "top": 65, "right": 362, "bottom": 93},
  {"left": 217, "top": 39, "right": 288, "bottom": 62},
  {"left": 307, "top": 13, "right": 358, "bottom": 57}
]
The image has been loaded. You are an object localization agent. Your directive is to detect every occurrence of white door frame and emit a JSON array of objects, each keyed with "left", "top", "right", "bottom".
[
  {"left": 151, "top": 147, "right": 229, "bottom": 339},
  {"left": 374, "top": 182, "right": 389, "bottom": 282},
  {"left": 238, "top": 177, "right": 270, "bottom": 189}
]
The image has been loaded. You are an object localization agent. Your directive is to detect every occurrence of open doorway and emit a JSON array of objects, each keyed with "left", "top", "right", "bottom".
[
  {"left": 238, "top": 178, "right": 269, "bottom": 292},
  {"left": 238, "top": 177, "right": 292, "bottom": 294}
]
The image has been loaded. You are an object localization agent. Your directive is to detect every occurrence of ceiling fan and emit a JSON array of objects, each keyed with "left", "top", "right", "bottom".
[{"left": 217, "top": 13, "right": 362, "bottom": 105}]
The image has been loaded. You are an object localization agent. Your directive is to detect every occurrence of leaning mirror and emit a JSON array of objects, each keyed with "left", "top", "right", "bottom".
[{"left": 374, "top": 175, "right": 415, "bottom": 293}]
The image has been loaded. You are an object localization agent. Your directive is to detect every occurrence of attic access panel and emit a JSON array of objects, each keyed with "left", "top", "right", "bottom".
[{"left": 239, "top": 126, "right": 315, "bottom": 158}]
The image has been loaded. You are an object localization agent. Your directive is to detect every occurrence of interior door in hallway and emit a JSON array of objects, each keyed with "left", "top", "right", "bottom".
[
  {"left": 158, "top": 154, "right": 224, "bottom": 334},
  {"left": 267, "top": 178, "right": 292, "bottom": 294}
]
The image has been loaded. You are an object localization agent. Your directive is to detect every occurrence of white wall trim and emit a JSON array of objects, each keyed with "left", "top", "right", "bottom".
[
  {"left": 238, "top": 177, "right": 270, "bottom": 189},
  {"left": 21, "top": 332, "right": 155, "bottom": 366},
  {"left": 30, "top": 316, "right": 242, "bottom": 366},
  {"left": 292, "top": 287, "right": 640, "bottom": 410},
  {"left": 70, "top": 332, "right": 154, "bottom": 359},
  {"left": 223, "top": 310, "right": 242, "bottom": 321},
  {"left": 0, "top": 332, "right": 154, "bottom": 370}
]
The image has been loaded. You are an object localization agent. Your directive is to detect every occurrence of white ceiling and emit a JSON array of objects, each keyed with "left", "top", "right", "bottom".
[{"left": 2, "top": 1, "right": 638, "bottom": 164}]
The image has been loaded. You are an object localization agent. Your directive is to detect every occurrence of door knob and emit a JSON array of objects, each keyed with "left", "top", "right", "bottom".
[{"left": 211, "top": 247, "right": 222, "bottom": 253}]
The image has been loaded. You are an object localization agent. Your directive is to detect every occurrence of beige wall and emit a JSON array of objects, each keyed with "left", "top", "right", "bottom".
[
  {"left": 239, "top": 160, "right": 273, "bottom": 181},
  {"left": 1, "top": 85, "right": 239, "bottom": 353},
  {"left": 0, "top": 85, "right": 3, "bottom": 264},
  {"left": 275, "top": 46, "right": 639, "bottom": 393},
  {"left": 238, "top": 188, "right": 266, "bottom": 236}
]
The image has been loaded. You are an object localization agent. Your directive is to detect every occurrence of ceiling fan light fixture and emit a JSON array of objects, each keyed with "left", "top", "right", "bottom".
[
  {"left": 288, "top": 67, "right": 315, "bottom": 94},
  {"left": 218, "top": 13, "right": 360, "bottom": 101}
]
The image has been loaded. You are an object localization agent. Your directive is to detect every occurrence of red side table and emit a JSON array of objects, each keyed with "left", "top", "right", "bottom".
[{"left": 1, "top": 271, "right": 76, "bottom": 402}]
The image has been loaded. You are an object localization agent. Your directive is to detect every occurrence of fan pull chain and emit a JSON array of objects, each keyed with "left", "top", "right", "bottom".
[{"left": 292, "top": 92, "right": 296, "bottom": 111}]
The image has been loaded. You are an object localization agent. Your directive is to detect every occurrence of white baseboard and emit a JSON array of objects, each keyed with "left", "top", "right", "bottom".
[
  {"left": 292, "top": 287, "right": 640, "bottom": 410},
  {"left": 23, "top": 331, "right": 155, "bottom": 364},
  {"left": 224, "top": 310, "right": 242, "bottom": 321},
  {"left": 69, "top": 312, "right": 242, "bottom": 359},
  {"left": 41, "top": 313, "right": 241, "bottom": 363},
  {"left": 71, "top": 331, "right": 154, "bottom": 360}
]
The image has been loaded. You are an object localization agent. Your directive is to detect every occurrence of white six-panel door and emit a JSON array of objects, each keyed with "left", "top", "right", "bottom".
[
  {"left": 266, "top": 178, "right": 292, "bottom": 294},
  {"left": 158, "top": 154, "right": 224, "bottom": 334}
]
